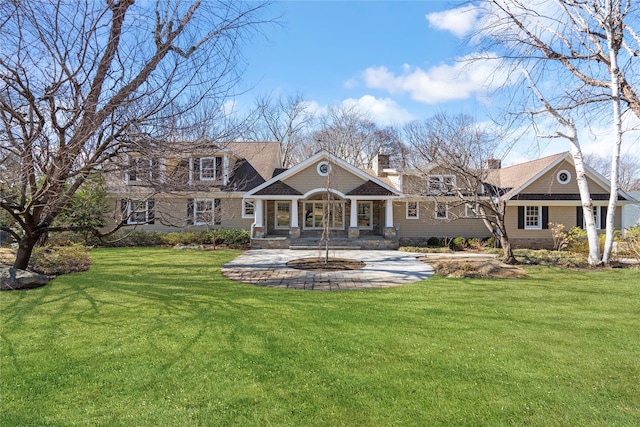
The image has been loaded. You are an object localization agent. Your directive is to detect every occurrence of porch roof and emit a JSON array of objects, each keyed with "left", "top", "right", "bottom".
[
  {"left": 347, "top": 180, "right": 397, "bottom": 196},
  {"left": 253, "top": 180, "right": 302, "bottom": 196}
]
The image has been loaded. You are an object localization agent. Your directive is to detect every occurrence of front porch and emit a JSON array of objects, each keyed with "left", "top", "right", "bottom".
[
  {"left": 250, "top": 234, "right": 399, "bottom": 250},
  {"left": 250, "top": 198, "right": 399, "bottom": 250}
]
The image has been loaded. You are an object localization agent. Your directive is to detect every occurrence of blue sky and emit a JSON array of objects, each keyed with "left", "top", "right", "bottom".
[
  {"left": 235, "top": 1, "right": 639, "bottom": 165},
  {"left": 239, "top": 1, "right": 481, "bottom": 123}
]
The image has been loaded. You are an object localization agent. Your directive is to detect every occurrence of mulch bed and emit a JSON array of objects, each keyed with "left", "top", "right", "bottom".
[{"left": 287, "top": 257, "right": 366, "bottom": 271}]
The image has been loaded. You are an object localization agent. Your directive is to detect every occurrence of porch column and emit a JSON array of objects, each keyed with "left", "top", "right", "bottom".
[
  {"left": 384, "top": 199, "right": 397, "bottom": 239},
  {"left": 254, "top": 199, "right": 263, "bottom": 226},
  {"left": 349, "top": 198, "right": 359, "bottom": 238},
  {"left": 385, "top": 199, "right": 394, "bottom": 227},
  {"left": 253, "top": 199, "right": 265, "bottom": 238},
  {"left": 289, "top": 199, "right": 300, "bottom": 238}
]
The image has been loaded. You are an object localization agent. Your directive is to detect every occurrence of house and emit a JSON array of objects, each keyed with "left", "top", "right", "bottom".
[{"left": 104, "top": 142, "right": 635, "bottom": 249}]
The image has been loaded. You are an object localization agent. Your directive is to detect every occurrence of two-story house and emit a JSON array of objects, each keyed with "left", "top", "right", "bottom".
[{"left": 104, "top": 142, "right": 635, "bottom": 249}]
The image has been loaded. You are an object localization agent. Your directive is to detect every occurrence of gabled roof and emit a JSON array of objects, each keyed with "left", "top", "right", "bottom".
[
  {"left": 225, "top": 142, "right": 281, "bottom": 181},
  {"left": 485, "top": 152, "right": 566, "bottom": 197},
  {"left": 245, "top": 150, "right": 400, "bottom": 198},
  {"left": 253, "top": 180, "right": 302, "bottom": 196},
  {"left": 224, "top": 159, "right": 265, "bottom": 191},
  {"left": 347, "top": 180, "right": 397, "bottom": 196},
  {"left": 489, "top": 151, "right": 632, "bottom": 202}
]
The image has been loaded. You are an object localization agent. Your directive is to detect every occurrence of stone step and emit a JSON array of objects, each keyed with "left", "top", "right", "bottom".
[{"left": 289, "top": 245, "right": 361, "bottom": 250}]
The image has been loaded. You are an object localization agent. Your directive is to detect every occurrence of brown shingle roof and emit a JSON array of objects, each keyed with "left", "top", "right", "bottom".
[
  {"left": 225, "top": 142, "right": 282, "bottom": 181},
  {"left": 253, "top": 180, "right": 302, "bottom": 196},
  {"left": 486, "top": 152, "right": 566, "bottom": 192},
  {"left": 347, "top": 180, "right": 396, "bottom": 196},
  {"left": 362, "top": 169, "right": 398, "bottom": 189}
]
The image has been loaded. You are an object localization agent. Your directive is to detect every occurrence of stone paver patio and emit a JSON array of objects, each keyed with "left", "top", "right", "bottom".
[{"left": 221, "top": 249, "right": 435, "bottom": 290}]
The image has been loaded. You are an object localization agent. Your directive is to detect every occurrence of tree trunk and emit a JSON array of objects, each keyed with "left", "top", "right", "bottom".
[
  {"left": 602, "top": 18, "right": 623, "bottom": 265},
  {"left": 499, "top": 235, "right": 516, "bottom": 264},
  {"left": 13, "top": 235, "right": 39, "bottom": 270}
]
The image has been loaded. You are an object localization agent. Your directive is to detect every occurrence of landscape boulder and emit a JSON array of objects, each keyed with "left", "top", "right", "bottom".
[{"left": 0, "top": 266, "right": 49, "bottom": 290}]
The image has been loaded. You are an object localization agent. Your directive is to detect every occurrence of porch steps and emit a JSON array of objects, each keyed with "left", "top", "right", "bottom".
[{"left": 288, "top": 238, "right": 361, "bottom": 250}]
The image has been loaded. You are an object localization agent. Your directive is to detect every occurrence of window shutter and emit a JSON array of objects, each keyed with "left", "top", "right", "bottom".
[
  {"left": 215, "top": 157, "right": 223, "bottom": 180},
  {"left": 576, "top": 206, "right": 583, "bottom": 228},
  {"left": 214, "top": 199, "right": 221, "bottom": 224},
  {"left": 147, "top": 199, "right": 155, "bottom": 224},
  {"left": 120, "top": 199, "right": 129, "bottom": 224},
  {"left": 517, "top": 206, "right": 524, "bottom": 229},
  {"left": 193, "top": 158, "right": 200, "bottom": 181},
  {"left": 600, "top": 206, "right": 607, "bottom": 229},
  {"left": 542, "top": 206, "right": 549, "bottom": 229},
  {"left": 187, "top": 199, "right": 194, "bottom": 225}
]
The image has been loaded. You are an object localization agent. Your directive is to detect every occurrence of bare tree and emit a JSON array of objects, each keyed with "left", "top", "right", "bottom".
[
  {"left": 475, "top": 0, "right": 640, "bottom": 264},
  {"left": 311, "top": 104, "right": 399, "bottom": 169},
  {"left": 404, "top": 113, "right": 517, "bottom": 264},
  {"left": 0, "top": 0, "right": 272, "bottom": 269},
  {"left": 584, "top": 153, "right": 640, "bottom": 192},
  {"left": 247, "top": 92, "right": 315, "bottom": 167}
]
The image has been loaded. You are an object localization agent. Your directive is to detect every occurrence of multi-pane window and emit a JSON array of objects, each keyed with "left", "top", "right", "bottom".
[
  {"left": 243, "top": 200, "right": 255, "bottom": 218},
  {"left": 357, "top": 201, "right": 373, "bottom": 229},
  {"left": 127, "top": 158, "right": 160, "bottom": 183},
  {"left": 303, "top": 202, "right": 345, "bottom": 229},
  {"left": 192, "top": 199, "right": 221, "bottom": 225},
  {"left": 427, "top": 175, "right": 456, "bottom": 195},
  {"left": 122, "top": 199, "right": 155, "bottom": 224},
  {"left": 525, "top": 206, "right": 541, "bottom": 229},
  {"left": 582, "top": 206, "right": 602, "bottom": 230},
  {"left": 435, "top": 202, "right": 448, "bottom": 219},
  {"left": 199, "top": 156, "right": 223, "bottom": 180},
  {"left": 275, "top": 201, "right": 291, "bottom": 229},
  {"left": 465, "top": 203, "right": 478, "bottom": 218},
  {"left": 406, "top": 201, "right": 419, "bottom": 219}
]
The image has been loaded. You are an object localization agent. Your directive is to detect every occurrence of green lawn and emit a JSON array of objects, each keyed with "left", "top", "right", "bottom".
[{"left": 1, "top": 248, "right": 639, "bottom": 426}]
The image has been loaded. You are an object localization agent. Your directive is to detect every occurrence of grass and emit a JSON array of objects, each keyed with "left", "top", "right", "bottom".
[{"left": 1, "top": 247, "right": 639, "bottom": 426}]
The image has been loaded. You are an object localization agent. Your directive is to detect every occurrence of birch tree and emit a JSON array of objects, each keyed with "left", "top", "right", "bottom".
[
  {"left": 476, "top": 0, "right": 640, "bottom": 265},
  {"left": 0, "top": 0, "right": 272, "bottom": 270}
]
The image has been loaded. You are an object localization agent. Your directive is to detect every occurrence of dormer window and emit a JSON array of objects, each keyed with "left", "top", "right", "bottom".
[
  {"left": 427, "top": 174, "right": 456, "bottom": 195},
  {"left": 127, "top": 158, "right": 160, "bottom": 184},
  {"left": 200, "top": 156, "right": 222, "bottom": 180}
]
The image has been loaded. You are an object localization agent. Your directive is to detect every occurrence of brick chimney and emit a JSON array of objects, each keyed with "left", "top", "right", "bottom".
[
  {"left": 484, "top": 158, "right": 501, "bottom": 169},
  {"left": 373, "top": 153, "right": 390, "bottom": 177}
]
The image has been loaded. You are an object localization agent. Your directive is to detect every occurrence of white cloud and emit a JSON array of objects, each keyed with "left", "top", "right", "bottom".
[
  {"left": 341, "top": 95, "right": 415, "bottom": 126},
  {"left": 426, "top": 5, "right": 479, "bottom": 38},
  {"left": 363, "top": 53, "right": 509, "bottom": 104}
]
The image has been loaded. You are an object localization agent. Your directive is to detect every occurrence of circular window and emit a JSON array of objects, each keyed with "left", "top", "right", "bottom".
[
  {"left": 557, "top": 170, "right": 571, "bottom": 184},
  {"left": 317, "top": 161, "right": 330, "bottom": 176}
]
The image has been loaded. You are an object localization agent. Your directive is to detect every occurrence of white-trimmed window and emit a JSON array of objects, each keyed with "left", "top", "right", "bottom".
[
  {"left": 127, "top": 158, "right": 160, "bottom": 184},
  {"left": 275, "top": 201, "right": 291, "bottom": 229},
  {"left": 465, "top": 203, "right": 478, "bottom": 218},
  {"left": 199, "top": 156, "right": 223, "bottom": 180},
  {"left": 427, "top": 174, "right": 456, "bottom": 195},
  {"left": 122, "top": 199, "right": 155, "bottom": 225},
  {"left": 242, "top": 200, "right": 255, "bottom": 218},
  {"left": 593, "top": 207, "right": 601, "bottom": 230},
  {"left": 525, "top": 206, "right": 541, "bottom": 229},
  {"left": 435, "top": 202, "right": 448, "bottom": 220},
  {"left": 582, "top": 206, "right": 602, "bottom": 230},
  {"left": 406, "top": 201, "right": 419, "bottom": 219},
  {"left": 190, "top": 199, "right": 221, "bottom": 225},
  {"left": 357, "top": 201, "right": 373, "bottom": 229}
]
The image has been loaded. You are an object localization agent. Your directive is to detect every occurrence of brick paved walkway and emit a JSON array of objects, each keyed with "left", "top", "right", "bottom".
[{"left": 221, "top": 249, "right": 435, "bottom": 290}]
